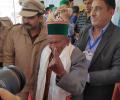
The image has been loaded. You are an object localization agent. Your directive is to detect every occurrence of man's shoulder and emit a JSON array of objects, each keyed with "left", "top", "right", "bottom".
[
  {"left": 9, "top": 24, "right": 24, "bottom": 32},
  {"left": 72, "top": 47, "right": 84, "bottom": 58},
  {"left": 73, "top": 47, "right": 83, "bottom": 54},
  {"left": 112, "top": 25, "right": 120, "bottom": 38},
  {"left": 0, "top": 17, "right": 13, "bottom": 27},
  {"left": 107, "top": 22, "right": 120, "bottom": 35},
  {"left": 10, "top": 23, "right": 22, "bottom": 29},
  {"left": 113, "top": 24, "right": 120, "bottom": 31}
]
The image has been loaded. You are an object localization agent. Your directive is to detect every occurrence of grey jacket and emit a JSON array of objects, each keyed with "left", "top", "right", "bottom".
[
  {"left": 57, "top": 47, "right": 89, "bottom": 100},
  {"left": 76, "top": 22, "right": 120, "bottom": 100}
]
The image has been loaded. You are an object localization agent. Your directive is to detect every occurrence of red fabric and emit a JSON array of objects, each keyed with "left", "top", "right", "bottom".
[
  {"left": 28, "top": 94, "right": 71, "bottom": 100},
  {"left": 28, "top": 94, "right": 31, "bottom": 100},
  {"left": 66, "top": 95, "right": 71, "bottom": 100},
  {"left": 112, "top": 83, "right": 120, "bottom": 100}
]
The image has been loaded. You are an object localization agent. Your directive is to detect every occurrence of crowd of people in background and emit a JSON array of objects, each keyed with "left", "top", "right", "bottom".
[{"left": 0, "top": 0, "right": 120, "bottom": 100}]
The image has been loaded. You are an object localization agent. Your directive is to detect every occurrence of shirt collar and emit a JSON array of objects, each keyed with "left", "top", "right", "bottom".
[{"left": 88, "top": 22, "right": 110, "bottom": 39}]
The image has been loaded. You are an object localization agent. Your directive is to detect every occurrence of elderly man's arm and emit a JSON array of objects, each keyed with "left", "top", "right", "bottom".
[{"left": 56, "top": 47, "right": 89, "bottom": 95}]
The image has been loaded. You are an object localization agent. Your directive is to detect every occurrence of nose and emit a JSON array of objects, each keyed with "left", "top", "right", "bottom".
[
  {"left": 90, "top": 8, "right": 96, "bottom": 17},
  {"left": 23, "top": 17, "right": 29, "bottom": 23}
]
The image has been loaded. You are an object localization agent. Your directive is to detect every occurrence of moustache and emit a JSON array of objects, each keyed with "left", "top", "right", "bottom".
[{"left": 23, "top": 23, "right": 32, "bottom": 27}]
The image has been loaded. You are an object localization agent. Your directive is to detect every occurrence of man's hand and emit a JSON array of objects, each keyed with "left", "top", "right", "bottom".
[
  {"left": 54, "top": 7, "right": 72, "bottom": 22},
  {"left": 48, "top": 46, "right": 66, "bottom": 77},
  {"left": 0, "top": 88, "right": 21, "bottom": 100}
]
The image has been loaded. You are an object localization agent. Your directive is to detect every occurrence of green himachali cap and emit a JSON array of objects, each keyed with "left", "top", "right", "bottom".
[
  {"left": 47, "top": 22, "right": 68, "bottom": 36},
  {"left": 47, "top": 0, "right": 73, "bottom": 36}
]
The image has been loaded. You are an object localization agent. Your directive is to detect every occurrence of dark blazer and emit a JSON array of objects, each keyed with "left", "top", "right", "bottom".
[{"left": 76, "top": 22, "right": 120, "bottom": 100}]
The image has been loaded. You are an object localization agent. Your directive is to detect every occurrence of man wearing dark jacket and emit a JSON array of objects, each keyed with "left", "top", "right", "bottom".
[{"left": 76, "top": 0, "right": 120, "bottom": 100}]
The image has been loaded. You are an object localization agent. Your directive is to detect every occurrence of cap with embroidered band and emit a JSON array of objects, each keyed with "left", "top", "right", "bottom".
[{"left": 46, "top": 6, "right": 72, "bottom": 36}]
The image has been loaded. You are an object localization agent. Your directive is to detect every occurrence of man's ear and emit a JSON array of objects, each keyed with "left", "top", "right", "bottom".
[
  {"left": 39, "top": 16, "right": 44, "bottom": 23},
  {"left": 110, "top": 8, "right": 115, "bottom": 16}
]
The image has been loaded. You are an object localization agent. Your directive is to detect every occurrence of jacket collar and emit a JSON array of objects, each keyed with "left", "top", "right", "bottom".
[
  {"left": 22, "top": 24, "right": 47, "bottom": 44},
  {"left": 91, "top": 21, "right": 115, "bottom": 65},
  {"left": 77, "top": 21, "right": 115, "bottom": 66},
  {"left": 34, "top": 25, "right": 47, "bottom": 44}
]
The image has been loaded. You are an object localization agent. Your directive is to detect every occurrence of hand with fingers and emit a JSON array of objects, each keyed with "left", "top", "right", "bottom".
[
  {"left": 48, "top": 46, "right": 66, "bottom": 77},
  {"left": 54, "top": 7, "right": 72, "bottom": 22},
  {"left": 0, "top": 88, "right": 21, "bottom": 100}
]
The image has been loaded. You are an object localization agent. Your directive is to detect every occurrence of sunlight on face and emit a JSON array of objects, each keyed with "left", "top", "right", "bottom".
[{"left": 90, "top": 0, "right": 114, "bottom": 28}]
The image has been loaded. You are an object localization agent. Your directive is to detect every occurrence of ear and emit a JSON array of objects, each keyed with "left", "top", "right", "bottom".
[
  {"left": 38, "top": 16, "right": 44, "bottom": 24},
  {"left": 39, "top": 16, "right": 43, "bottom": 20},
  {"left": 111, "top": 9, "right": 115, "bottom": 16}
]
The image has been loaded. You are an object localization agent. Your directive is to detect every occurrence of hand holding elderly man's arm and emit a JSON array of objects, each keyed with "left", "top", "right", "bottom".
[{"left": 0, "top": 88, "right": 21, "bottom": 100}]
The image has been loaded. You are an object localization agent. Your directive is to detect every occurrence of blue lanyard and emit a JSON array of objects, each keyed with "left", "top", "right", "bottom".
[{"left": 88, "top": 33, "right": 103, "bottom": 50}]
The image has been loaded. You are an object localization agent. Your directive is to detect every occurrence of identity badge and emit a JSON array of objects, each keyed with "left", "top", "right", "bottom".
[{"left": 83, "top": 50, "right": 93, "bottom": 61}]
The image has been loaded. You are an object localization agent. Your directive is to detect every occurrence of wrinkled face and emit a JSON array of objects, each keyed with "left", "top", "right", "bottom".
[
  {"left": 47, "top": 35, "right": 67, "bottom": 49},
  {"left": 84, "top": 0, "right": 93, "bottom": 14},
  {"left": 22, "top": 15, "right": 42, "bottom": 30},
  {"left": 90, "top": 0, "right": 114, "bottom": 28}
]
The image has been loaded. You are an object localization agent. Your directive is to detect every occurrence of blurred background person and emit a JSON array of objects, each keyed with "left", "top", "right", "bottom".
[
  {"left": 68, "top": 6, "right": 79, "bottom": 44},
  {"left": 75, "top": 0, "right": 93, "bottom": 36},
  {"left": 0, "top": 17, "right": 13, "bottom": 67}
]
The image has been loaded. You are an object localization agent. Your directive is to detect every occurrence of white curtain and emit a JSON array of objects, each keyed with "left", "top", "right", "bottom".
[
  {"left": 0, "top": 0, "right": 21, "bottom": 24},
  {"left": 112, "top": 0, "right": 120, "bottom": 27},
  {"left": 44, "top": 0, "right": 61, "bottom": 7}
]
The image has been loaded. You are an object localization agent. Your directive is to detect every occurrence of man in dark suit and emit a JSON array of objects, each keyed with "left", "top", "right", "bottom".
[{"left": 76, "top": 0, "right": 120, "bottom": 100}]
